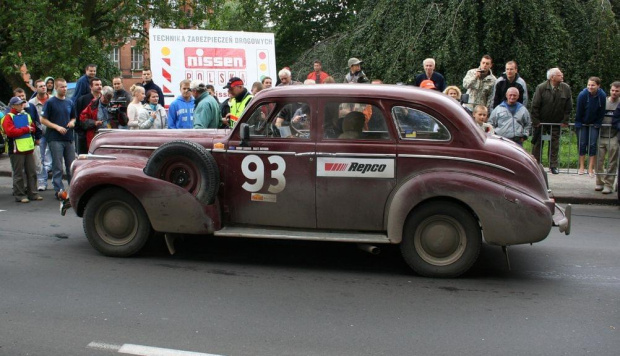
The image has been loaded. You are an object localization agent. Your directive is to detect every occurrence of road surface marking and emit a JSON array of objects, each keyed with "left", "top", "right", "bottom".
[{"left": 88, "top": 341, "right": 225, "bottom": 356}]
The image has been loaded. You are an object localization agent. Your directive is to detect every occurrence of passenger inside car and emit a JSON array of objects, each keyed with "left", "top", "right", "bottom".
[{"left": 338, "top": 111, "right": 365, "bottom": 139}]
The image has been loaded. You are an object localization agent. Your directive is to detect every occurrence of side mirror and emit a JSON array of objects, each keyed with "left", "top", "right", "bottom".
[
  {"left": 460, "top": 93, "right": 469, "bottom": 105},
  {"left": 239, "top": 123, "right": 250, "bottom": 147}
]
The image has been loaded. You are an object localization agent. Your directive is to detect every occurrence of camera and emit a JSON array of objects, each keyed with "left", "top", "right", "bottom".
[
  {"left": 106, "top": 97, "right": 129, "bottom": 127},
  {"left": 107, "top": 97, "right": 128, "bottom": 115}
]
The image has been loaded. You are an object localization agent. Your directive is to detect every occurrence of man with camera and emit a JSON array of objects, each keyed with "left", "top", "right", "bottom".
[
  {"left": 111, "top": 77, "right": 131, "bottom": 129},
  {"left": 463, "top": 55, "right": 497, "bottom": 110},
  {"left": 74, "top": 77, "right": 102, "bottom": 154},
  {"left": 79, "top": 86, "right": 115, "bottom": 151}
]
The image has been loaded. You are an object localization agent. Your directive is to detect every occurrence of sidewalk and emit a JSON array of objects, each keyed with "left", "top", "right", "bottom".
[{"left": 0, "top": 154, "right": 617, "bottom": 205}]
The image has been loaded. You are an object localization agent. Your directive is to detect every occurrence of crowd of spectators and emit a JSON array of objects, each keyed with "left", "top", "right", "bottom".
[{"left": 1, "top": 54, "right": 619, "bottom": 203}]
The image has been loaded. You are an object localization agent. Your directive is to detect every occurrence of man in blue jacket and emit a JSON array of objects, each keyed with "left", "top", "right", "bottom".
[
  {"left": 72, "top": 64, "right": 97, "bottom": 103},
  {"left": 167, "top": 79, "right": 194, "bottom": 129}
]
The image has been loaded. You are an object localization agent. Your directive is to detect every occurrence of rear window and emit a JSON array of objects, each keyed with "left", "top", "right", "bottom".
[{"left": 392, "top": 106, "right": 450, "bottom": 141}]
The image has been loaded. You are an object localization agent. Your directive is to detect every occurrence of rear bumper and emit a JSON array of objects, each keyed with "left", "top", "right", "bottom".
[{"left": 553, "top": 203, "right": 571, "bottom": 235}]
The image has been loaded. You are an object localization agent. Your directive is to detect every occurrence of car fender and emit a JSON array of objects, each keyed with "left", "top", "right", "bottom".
[
  {"left": 386, "top": 170, "right": 552, "bottom": 246},
  {"left": 71, "top": 160, "right": 219, "bottom": 234}
]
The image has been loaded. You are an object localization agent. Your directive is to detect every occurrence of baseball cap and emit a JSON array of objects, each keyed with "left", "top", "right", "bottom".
[
  {"left": 9, "top": 96, "right": 27, "bottom": 106},
  {"left": 224, "top": 77, "right": 244, "bottom": 89},
  {"left": 420, "top": 80, "right": 436, "bottom": 89},
  {"left": 189, "top": 79, "right": 205, "bottom": 91},
  {"left": 348, "top": 58, "right": 362, "bottom": 67}
]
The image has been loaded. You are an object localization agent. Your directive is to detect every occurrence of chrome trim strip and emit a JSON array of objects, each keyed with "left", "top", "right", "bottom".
[
  {"left": 295, "top": 152, "right": 316, "bottom": 157},
  {"left": 227, "top": 150, "right": 296, "bottom": 156},
  {"left": 77, "top": 154, "right": 117, "bottom": 160},
  {"left": 317, "top": 152, "right": 397, "bottom": 158},
  {"left": 214, "top": 226, "right": 391, "bottom": 243},
  {"left": 100, "top": 145, "right": 159, "bottom": 151},
  {"left": 398, "top": 154, "right": 515, "bottom": 174}
]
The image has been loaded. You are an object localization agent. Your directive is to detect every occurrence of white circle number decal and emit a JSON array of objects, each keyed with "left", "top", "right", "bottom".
[{"left": 241, "top": 155, "right": 287, "bottom": 193}]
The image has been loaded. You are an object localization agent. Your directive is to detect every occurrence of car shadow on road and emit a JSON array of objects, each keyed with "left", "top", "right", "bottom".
[{"left": 138, "top": 233, "right": 536, "bottom": 280}]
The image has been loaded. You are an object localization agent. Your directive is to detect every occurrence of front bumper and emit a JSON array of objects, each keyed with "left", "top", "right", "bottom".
[{"left": 552, "top": 203, "right": 571, "bottom": 235}]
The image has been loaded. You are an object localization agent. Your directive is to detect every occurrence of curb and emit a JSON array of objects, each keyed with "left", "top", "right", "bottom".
[{"left": 554, "top": 196, "right": 618, "bottom": 206}]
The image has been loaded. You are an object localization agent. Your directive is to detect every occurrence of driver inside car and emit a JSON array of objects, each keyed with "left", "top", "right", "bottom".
[{"left": 274, "top": 102, "right": 309, "bottom": 138}]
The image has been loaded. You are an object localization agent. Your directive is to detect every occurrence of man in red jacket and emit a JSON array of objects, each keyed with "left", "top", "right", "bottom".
[
  {"left": 1, "top": 97, "right": 42, "bottom": 203},
  {"left": 307, "top": 60, "right": 330, "bottom": 84},
  {"left": 79, "top": 86, "right": 115, "bottom": 151}
]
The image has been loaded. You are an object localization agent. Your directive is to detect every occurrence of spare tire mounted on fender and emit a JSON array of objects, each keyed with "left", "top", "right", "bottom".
[{"left": 144, "top": 140, "right": 219, "bottom": 204}]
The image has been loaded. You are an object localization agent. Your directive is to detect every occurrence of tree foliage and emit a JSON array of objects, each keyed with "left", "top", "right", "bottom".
[
  {"left": 0, "top": 0, "right": 265, "bottom": 99},
  {"left": 290, "top": 0, "right": 620, "bottom": 101}
]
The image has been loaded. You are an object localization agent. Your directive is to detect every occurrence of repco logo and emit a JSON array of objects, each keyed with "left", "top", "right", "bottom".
[{"left": 349, "top": 162, "right": 387, "bottom": 174}]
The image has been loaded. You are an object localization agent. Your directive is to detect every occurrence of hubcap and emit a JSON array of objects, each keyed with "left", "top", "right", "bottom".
[
  {"left": 414, "top": 215, "right": 467, "bottom": 266},
  {"left": 160, "top": 158, "right": 201, "bottom": 194},
  {"left": 95, "top": 201, "right": 138, "bottom": 246}
]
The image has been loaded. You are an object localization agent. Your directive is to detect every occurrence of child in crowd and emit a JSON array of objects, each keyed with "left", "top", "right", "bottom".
[{"left": 473, "top": 105, "right": 494, "bottom": 134}]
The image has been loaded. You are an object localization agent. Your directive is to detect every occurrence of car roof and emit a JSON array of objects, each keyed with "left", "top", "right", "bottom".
[{"left": 256, "top": 84, "right": 456, "bottom": 107}]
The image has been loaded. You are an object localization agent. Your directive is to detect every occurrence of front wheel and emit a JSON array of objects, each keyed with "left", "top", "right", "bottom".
[
  {"left": 401, "top": 201, "right": 481, "bottom": 278},
  {"left": 83, "top": 187, "right": 152, "bottom": 257}
]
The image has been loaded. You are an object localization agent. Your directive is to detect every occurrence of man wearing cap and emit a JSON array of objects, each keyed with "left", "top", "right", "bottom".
[
  {"left": 167, "top": 79, "right": 195, "bottom": 129},
  {"left": 40, "top": 78, "right": 76, "bottom": 199},
  {"left": 2, "top": 97, "right": 43, "bottom": 203},
  {"left": 191, "top": 80, "right": 221, "bottom": 129},
  {"left": 414, "top": 58, "right": 446, "bottom": 92},
  {"left": 307, "top": 60, "right": 330, "bottom": 84},
  {"left": 419, "top": 80, "right": 437, "bottom": 90},
  {"left": 344, "top": 58, "right": 369, "bottom": 84},
  {"left": 223, "top": 77, "right": 252, "bottom": 128}
]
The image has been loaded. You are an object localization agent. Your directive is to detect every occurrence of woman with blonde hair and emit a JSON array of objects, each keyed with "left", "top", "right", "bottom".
[
  {"left": 443, "top": 86, "right": 462, "bottom": 101},
  {"left": 127, "top": 84, "right": 146, "bottom": 129}
]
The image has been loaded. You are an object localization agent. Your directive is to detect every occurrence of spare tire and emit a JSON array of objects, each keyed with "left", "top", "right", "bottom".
[{"left": 144, "top": 140, "right": 219, "bottom": 205}]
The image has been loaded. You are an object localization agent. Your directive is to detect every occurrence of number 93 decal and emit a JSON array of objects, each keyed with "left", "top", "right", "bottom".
[{"left": 241, "top": 155, "right": 286, "bottom": 194}]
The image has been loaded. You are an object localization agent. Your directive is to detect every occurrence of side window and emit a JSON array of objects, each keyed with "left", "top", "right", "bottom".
[
  {"left": 392, "top": 106, "right": 450, "bottom": 141},
  {"left": 245, "top": 102, "right": 311, "bottom": 139},
  {"left": 246, "top": 103, "right": 276, "bottom": 137},
  {"left": 274, "top": 102, "right": 311, "bottom": 139},
  {"left": 323, "top": 102, "right": 390, "bottom": 140}
]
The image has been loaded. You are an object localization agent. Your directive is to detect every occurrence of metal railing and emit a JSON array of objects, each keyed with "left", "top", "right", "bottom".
[{"left": 529, "top": 122, "right": 619, "bottom": 178}]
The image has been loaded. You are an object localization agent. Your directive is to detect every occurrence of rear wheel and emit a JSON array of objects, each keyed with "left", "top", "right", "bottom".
[
  {"left": 83, "top": 187, "right": 152, "bottom": 257},
  {"left": 401, "top": 201, "right": 481, "bottom": 278}
]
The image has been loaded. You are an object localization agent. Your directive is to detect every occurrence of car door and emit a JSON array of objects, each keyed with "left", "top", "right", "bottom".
[
  {"left": 225, "top": 99, "right": 317, "bottom": 228},
  {"left": 315, "top": 99, "right": 397, "bottom": 231}
]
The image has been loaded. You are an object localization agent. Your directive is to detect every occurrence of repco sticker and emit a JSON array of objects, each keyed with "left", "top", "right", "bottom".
[{"left": 317, "top": 157, "right": 395, "bottom": 178}]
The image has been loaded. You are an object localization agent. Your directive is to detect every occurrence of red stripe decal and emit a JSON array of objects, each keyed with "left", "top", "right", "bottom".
[{"left": 162, "top": 68, "right": 172, "bottom": 82}]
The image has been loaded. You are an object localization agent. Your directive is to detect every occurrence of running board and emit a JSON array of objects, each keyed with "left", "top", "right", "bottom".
[{"left": 214, "top": 226, "right": 391, "bottom": 243}]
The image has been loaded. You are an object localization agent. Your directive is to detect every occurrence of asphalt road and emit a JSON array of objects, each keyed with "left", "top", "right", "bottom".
[{"left": 0, "top": 177, "right": 618, "bottom": 356}]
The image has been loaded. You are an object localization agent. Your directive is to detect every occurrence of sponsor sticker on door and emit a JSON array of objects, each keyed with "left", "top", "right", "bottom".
[{"left": 317, "top": 157, "right": 395, "bottom": 178}]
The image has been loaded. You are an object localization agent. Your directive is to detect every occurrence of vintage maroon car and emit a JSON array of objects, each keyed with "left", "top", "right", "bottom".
[{"left": 67, "top": 84, "right": 570, "bottom": 277}]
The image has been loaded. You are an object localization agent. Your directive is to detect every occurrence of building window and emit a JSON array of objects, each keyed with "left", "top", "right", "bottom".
[
  {"left": 131, "top": 47, "right": 143, "bottom": 70},
  {"left": 110, "top": 47, "right": 120, "bottom": 68}
]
